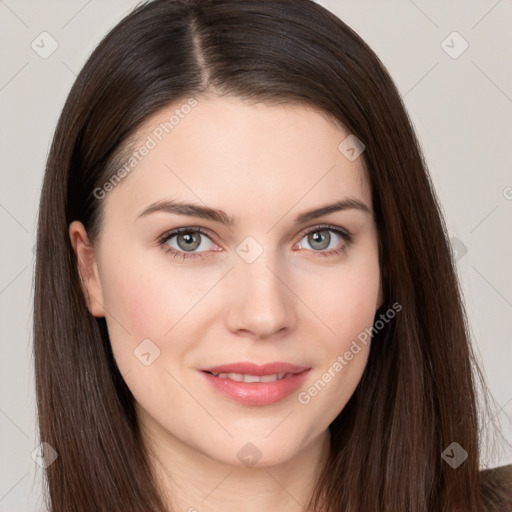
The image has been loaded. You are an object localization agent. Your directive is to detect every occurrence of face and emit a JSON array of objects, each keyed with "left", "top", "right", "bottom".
[{"left": 70, "top": 95, "right": 382, "bottom": 469}]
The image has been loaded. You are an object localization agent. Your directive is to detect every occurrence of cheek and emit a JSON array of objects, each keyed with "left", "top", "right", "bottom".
[
  {"left": 314, "top": 255, "right": 381, "bottom": 351},
  {"left": 295, "top": 265, "right": 379, "bottom": 432},
  {"left": 95, "top": 254, "right": 177, "bottom": 368},
  {"left": 99, "top": 248, "right": 194, "bottom": 336},
  {"left": 295, "top": 251, "right": 379, "bottom": 405},
  {"left": 97, "top": 254, "right": 223, "bottom": 373},
  {"left": 102, "top": 270, "right": 166, "bottom": 335}
]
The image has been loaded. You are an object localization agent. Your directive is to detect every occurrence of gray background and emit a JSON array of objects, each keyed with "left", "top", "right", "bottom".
[{"left": 1, "top": 0, "right": 511, "bottom": 510}]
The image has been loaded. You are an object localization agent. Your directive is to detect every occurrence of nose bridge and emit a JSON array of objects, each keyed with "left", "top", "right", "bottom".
[{"left": 225, "top": 239, "right": 295, "bottom": 337}]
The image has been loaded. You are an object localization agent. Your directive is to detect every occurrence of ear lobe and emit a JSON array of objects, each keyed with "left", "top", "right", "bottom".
[{"left": 68, "top": 221, "right": 106, "bottom": 317}]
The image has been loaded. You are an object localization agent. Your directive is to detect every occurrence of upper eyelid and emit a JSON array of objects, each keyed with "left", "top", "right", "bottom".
[
  {"left": 297, "top": 224, "right": 350, "bottom": 238},
  {"left": 158, "top": 226, "right": 217, "bottom": 244}
]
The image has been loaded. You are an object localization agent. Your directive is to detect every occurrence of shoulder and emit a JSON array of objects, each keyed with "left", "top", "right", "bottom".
[{"left": 480, "top": 464, "right": 512, "bottom": 511}]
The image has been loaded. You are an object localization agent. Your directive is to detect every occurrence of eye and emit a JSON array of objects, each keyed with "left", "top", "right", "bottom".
[
  {"left": 157, "top": 228, "right": 220, "bottom": 261},
  {"left": 295, "top": 225, "right": 352, "bottom": 257},
  {"left": 157, "top": 224, "right": 352, "bottom": 262}
]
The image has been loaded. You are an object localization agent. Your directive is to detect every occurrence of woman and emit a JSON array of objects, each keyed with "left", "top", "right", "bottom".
[{"left": 33, "top": 0, "right": 511, "bottom": 510}]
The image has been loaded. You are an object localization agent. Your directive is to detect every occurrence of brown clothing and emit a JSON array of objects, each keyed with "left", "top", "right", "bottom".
[{"left": 481, "top": 464, "right": 512, "bottom": 511}]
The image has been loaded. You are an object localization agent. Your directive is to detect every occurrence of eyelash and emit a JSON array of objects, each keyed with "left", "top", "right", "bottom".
[{"left": 157, "top": 224, "right": 353, "bottom": 262}]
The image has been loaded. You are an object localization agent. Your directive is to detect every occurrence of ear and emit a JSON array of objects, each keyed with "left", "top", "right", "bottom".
[{"left": 68, "top": 221, "right": 106, "bottom": 317}]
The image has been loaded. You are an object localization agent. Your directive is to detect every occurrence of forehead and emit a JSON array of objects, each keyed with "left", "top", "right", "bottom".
[{"left": 103, "top": 96, "right": 371, "bottom": 222}]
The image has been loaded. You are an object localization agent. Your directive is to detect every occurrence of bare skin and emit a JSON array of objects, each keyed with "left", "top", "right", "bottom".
[{"left": 70, "top": 96, "right": 382, "bottom": 511}]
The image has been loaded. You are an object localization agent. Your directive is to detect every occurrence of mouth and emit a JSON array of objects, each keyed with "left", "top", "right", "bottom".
[
  {"left": 203, "top": 371, "right": 298, "bottom": 383},
  {"left": 199, "top": 361, "right": 311, "bottom": 406}
]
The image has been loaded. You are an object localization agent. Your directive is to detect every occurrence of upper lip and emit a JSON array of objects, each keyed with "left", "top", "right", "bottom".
[{"left": 200, "top": 362, "right": 311, "bottom": 376}]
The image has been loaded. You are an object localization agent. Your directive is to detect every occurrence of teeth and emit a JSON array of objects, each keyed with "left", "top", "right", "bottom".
[{"left": 210, "top": 372, "right": 290, "bottom": 382}]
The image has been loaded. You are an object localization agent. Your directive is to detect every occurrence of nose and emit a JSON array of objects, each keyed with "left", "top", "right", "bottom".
[{"left": 224, "top": 251, "right": 297, "bottom": 339}]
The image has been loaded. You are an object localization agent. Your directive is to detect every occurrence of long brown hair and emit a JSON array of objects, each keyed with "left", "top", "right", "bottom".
[{"left": 34, "top": 0, "right": 510, "bottom": 510}]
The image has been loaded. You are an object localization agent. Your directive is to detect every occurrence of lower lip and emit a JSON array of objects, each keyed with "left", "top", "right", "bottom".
[{"left": 200, "top": 370, "right": 311, "bottom": 406}]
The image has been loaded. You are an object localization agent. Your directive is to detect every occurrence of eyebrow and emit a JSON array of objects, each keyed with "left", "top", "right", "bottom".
[{"left": 136, "top": 197, "right": 372, "bottom": 226}]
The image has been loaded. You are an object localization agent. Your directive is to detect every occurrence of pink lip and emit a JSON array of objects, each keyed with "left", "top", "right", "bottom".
[{"left": 199, "top": 361, "right": 311, "bottom": 406}]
